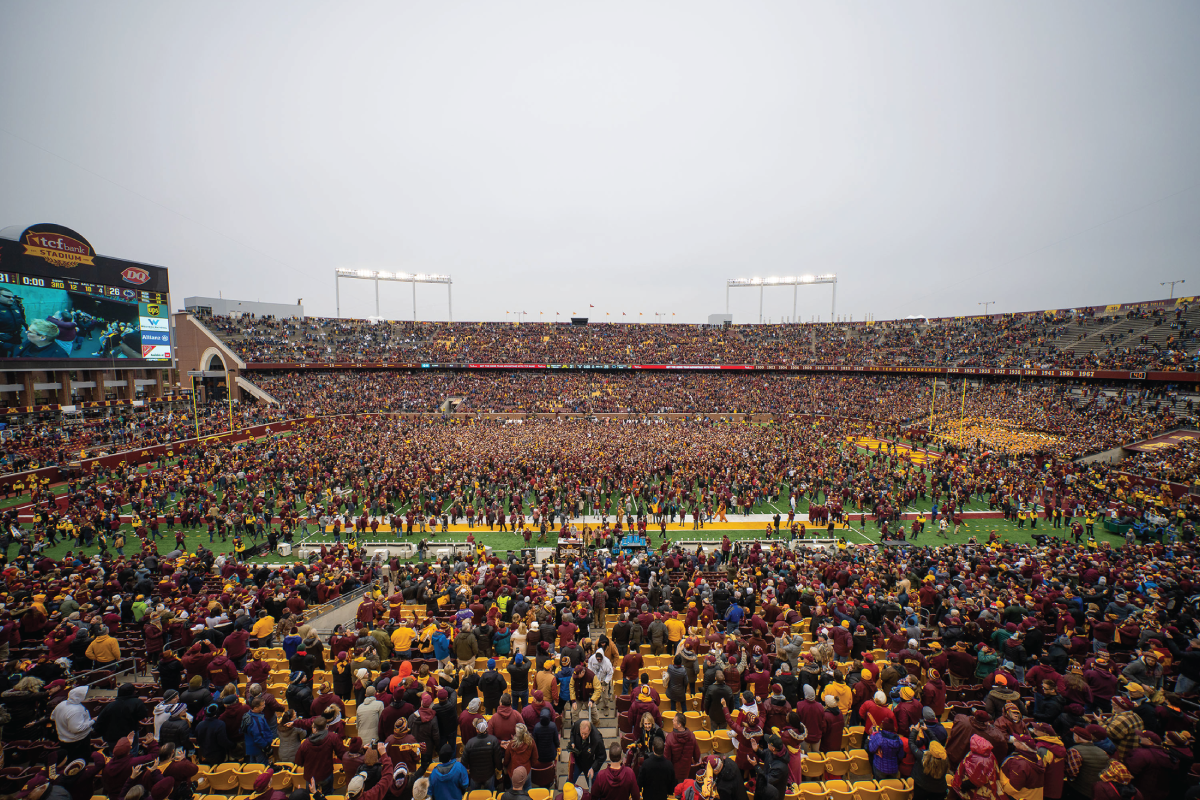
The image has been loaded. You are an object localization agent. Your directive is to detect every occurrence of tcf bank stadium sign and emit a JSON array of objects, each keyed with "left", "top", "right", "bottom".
[
  {"left": 0, "top": 222, "right": 171, "bottom": 295},
  {"left": 21, "top": 225, "right": 96, "bottom": 268}
]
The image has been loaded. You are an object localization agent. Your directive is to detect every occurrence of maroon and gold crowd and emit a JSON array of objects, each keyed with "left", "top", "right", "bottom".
[
  {"left": 0, "top": 369, "right": 1196, "bottom": 800},
  {"left": 201, "top": 303, "right": 1199, "bottom": 372}
]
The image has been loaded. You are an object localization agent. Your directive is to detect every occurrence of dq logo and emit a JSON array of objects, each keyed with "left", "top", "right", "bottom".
[
  {"left": 122, "top": 267, "right": 150, "bottom": 285},
  {"left": 146, "top": 303, "right": 161, "bottom": 316}
]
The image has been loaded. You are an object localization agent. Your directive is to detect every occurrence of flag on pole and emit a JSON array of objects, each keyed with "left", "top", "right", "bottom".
[{"left": 589, "top": 304, "right": 594, "bottom": 308}]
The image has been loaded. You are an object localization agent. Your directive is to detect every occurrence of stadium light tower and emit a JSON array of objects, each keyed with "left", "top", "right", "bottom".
[
  {"left": 726, "top": 274, "right": 837, "bottom": 323},
  {"left": 1161, "top": 279, "right": 1186, "bottom": 299},
  {"left": 334, "top": 268, "right": 453, "bottom": 321}
]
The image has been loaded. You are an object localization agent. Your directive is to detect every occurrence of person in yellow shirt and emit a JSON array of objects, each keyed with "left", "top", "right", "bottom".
[
  {"left": 252, "top": 611, "right": 276, "bottom": 646},
  {"left": 825, "top": 673, "right": 853, "bottom": 715},
  {"left": 391, "top": 622, "right": 417, "bottom": 659},
  {"left": 664, "top": 612, "right": 686, "bottom": 647},
  {"left": 86, "top": 626, "right": 121, "bottom": 665},
  {"left": 417, "top": 621, "right": 438, "bottom": 659}
]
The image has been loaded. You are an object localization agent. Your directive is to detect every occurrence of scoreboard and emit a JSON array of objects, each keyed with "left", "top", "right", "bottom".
[
  {"left": 0, "top": 223, "right": 172, "bottom": 365},
  {"left": 0, "top": 270, "right": 169, "bottom": 306}
]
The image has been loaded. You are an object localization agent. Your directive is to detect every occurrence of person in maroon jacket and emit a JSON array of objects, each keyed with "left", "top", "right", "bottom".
[
  {"left": 458, "top": 697, "right": 485, "bottom": 745},
  {"left": 244, "top": 650, "right": 272, "bottom": 687},
  {"left": 760, "top": 685, "right": 791, "bottom": 734},
  {"left": 921, "top": 668, "right": 947, "bottom": 719},
  {"left": 928, "top": 642, "right": 949, "bottom": 677},
  {"left": 488, "top": 693, "right": 522, "bottom": 743},
  {"left": 310, "top": 684, "right": 347, "bottom": 719},
  {"left": 1084, "top": 655, "right": 1120, "bottom": 713},
  {"left": 206, "top": 648, "right": 239, "bottom": 688},
  {"left": 223, "top": 627, "right": 251, "bottom": 669},
  {"left": 1031, "top": 722, "right": 1068, "bottom": 800},
  {"left": 831, "top": 622, "right": 853, "bottom": 660},
  {"left": 945, "top": 641, "right": 978, "bottom": 686},
  {"left": 820, "top": 695, "right": 844, "bottom": 752},
  {"left": 894, "top": 687, "right": 923, "bottom": 734},
  {"left": 591, "top": 742, "right": 641, "bottom": 800},
  {"left": 629, "top": 684, "right": 662, "bottom": 728},
  {"left": 794, "top": 685, "right": 826, "bottom": 752},
  {"left": 663, "top": 713, "right": 700, "bottom": 783},
  {"left": 295, "top": 716, "right": 347, "bottom": 791}
]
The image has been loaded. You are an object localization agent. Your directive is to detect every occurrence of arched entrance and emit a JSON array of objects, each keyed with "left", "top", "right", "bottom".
[{"left": 196, "top": 348, "right": 234, "bottom": 402}]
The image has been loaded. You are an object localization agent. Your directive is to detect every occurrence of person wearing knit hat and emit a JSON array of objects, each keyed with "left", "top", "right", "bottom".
[
  {"left": 252, "top": 770, "right": 275, "bottom": 794},
  {"left": 148, "top": 777, "right": 175, "bottom": 800},
  {"left": 1096, "top": 762, "right": 1135, "bottom": 794}
]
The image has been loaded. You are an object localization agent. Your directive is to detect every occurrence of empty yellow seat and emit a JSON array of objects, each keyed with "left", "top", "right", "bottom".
[
  {"left": 199, "top": 766, "right": 241, "bottom": 793},
  {"left": 847, "top": 749, "right": 870, "bottom": 776},
  {"left": 824, "top": 751, "right": 851, "bottom": 778},
  {"left": 851, "top": 781, "right": 883, "bottom": 800},
  {"left": 694, "top": 731, "right": 713, "bottom": 754},
  {"left": 877, "top": 778, "right": 913, "bottom": 800},
  {"left": 823, "top": 780, "right": 855, "bottom": 800},
  {"left": 844, "top": 725, "right": 865, "bottom": 749},
  {"left": 802, "top": 753, "right": 827, "bottom": 778},
  {"left": 271, "top": 771, "right": 300, "bottom": 791}
]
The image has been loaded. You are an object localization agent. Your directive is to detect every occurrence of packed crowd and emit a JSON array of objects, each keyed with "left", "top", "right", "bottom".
[
  {"left": 245, "top": 371, "right": 1182, "bottom": 459},
  {"left": 4, "top": 407, "right": 1195, "bottom": 574},
  {"left": 3, "top": 513, "right": 1200, "bottom": 800},
  {"left": 199, "top": 303, "right": 1199, "bottom": 371},
  {"left": 0, "top": 403, "right": 290, "bottom": 475},
  {"left": 1117, "top": 440, "right": 1200, "bottom": 488}
]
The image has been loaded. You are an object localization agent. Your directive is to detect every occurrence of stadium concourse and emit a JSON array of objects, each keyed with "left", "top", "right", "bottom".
[{"left": 0, "top": 314, "right": 1199, "bottom": 800}]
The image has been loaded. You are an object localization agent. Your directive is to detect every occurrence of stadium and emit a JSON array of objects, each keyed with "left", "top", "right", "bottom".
[{"left": 0, "top": 5, "right": 1198, "bottom": 800}]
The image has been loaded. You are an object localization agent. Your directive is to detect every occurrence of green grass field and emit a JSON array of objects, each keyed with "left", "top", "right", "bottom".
[{"left": 21, "top": 515, "right": 1120, "bottom": 565}]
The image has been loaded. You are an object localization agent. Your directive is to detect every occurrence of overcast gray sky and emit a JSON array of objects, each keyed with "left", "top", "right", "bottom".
[{"left": 1, "top": 2, "right": 1198, "bottom": 324}]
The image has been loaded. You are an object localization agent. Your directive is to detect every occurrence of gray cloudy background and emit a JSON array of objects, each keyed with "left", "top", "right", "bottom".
[{"left": 1, "top": 2, "right": 1198, "bottom": 324}]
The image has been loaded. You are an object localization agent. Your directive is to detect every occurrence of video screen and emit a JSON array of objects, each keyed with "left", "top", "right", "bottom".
[{"left": 0, "top": 277, "right": 171, "bottom": 361}]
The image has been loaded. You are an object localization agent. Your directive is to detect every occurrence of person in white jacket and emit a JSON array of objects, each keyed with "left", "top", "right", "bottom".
[
  {"left": 586, "top": 648, "right": 614, "bottom": 712},
  {"left": 355, "top": 685, "right": 386, "bottom": 745},
  {"left": 51, "top": 686, "right": 94, "bottom": 760}
]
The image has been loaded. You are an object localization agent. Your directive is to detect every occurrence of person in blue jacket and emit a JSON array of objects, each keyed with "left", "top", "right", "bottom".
[
  {"left": 493, "top": 624, "right": 512, "bottom": 657},
  {"left": 426, "top": 742, "right": 469, "bottom": 800},
  {"left": 556, "top": 656, "right": 574, "bottom": 716},
  {"left": 432, "top": 626, "right": 452, "bottom": 664},
  {"left": 243, "top": 696, "right": 275, "bottom": 765}
]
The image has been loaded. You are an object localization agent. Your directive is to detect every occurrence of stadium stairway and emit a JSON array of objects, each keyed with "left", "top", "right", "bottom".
[
  {"left": 1060, "top": 315, "right": 1135, "bottom": 355},
  {"left": 235, "top": 375, "right": 281, "bottom": 406}
]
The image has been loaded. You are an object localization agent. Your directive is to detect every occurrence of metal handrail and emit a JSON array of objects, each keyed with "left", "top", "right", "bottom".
[{"left": 302, "top": 583, "right": 376, "bottom": 633}]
